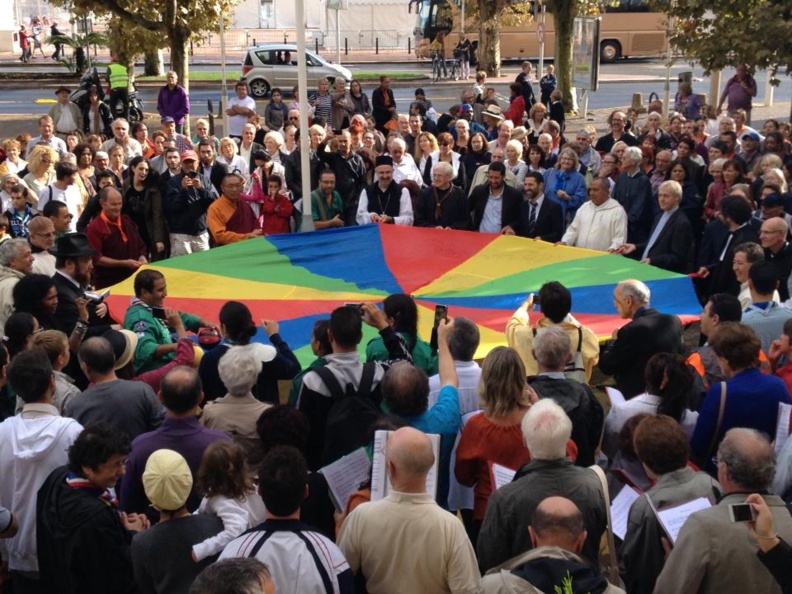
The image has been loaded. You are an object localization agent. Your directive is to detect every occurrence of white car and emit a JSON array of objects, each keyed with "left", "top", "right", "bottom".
[{"left": 241, "top": 43, "right": 353, "bottom": 98}]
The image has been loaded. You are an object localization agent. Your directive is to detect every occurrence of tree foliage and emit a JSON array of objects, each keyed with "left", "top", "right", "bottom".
[
  {"left": 49, "top": 0, "right": 237, "bottom": 92},
  {"left": 659, "top": 0, "right": 792, "bottom": 81}
]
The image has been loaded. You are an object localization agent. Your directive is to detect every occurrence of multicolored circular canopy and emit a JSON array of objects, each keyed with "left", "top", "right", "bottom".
[{"left": 106, "top": 225, "right": 702, "bottom": 365}]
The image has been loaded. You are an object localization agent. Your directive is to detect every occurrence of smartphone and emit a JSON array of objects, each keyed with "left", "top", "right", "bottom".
[
  {"left": 344, "top": 302, "right": 364, "bottom": 316},
  {"left": 186, "top": 171, "right": 199, "bottom": 179},
  {"left": 151, "top": 307, "right": 168, "bottom": 321},
  {"left": 433, "top": 304, "right": 448, "bottom": 328},
  {"left": 728, "top": 503, "right": 756, "bottom": 522},
  {"left": 84, "top": 289, "right": 110, "bottom": 303}
]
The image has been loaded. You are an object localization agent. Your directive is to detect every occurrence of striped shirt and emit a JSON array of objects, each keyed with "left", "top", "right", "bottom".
[{"left": 219, "top": 519, "right": 353, "bottom": 594}]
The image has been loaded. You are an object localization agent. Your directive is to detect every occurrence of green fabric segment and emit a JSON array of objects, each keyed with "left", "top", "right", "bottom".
[
  {"left": 158, "top": 238, "right": 387, "bottom": 296},
  {"left": 429, "top": 254, "right": 680, "bottom": 297}
]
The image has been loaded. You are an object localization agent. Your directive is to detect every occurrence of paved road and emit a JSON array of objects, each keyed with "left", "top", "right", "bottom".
[{"left": 1, "top": 59, "right": 790, "bottom": 117}]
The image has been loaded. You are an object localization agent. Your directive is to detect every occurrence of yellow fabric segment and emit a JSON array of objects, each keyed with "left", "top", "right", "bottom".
[
  {"left": 415, "top": 236, "right": 601, "bottom": 296},
  {"left": 110, "top": 268, "right": 379, "bottom": 302}
]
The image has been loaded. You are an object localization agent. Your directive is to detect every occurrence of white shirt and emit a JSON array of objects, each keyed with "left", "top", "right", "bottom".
[
  {"left": 0, "top": 405, "right": 83, "bottom": 571},
  {"left": 228, "top": 96, "right": 256, "bottom": 137},
  {"left": 428, "top": 360, "right": 482, "bottom": 511},
  {"left": 479, "top": 189, "right": 504, "bottom": 233},
  {"left": 100, "top": 137, "right": 143, "bottom": 162},
  {"left": 38, "top": 183, "right": 82, "bottom": 231},
  {"left": 561, "top": 198, "right": 628, "bottom": 251},
  {"left": 32, "top": 251, "right": 56, "bottom": 277},
  {"left": 357, "top": 185, "right": 414, "bottom": 226},
  {"left": 386, "top": 153, "right": 423, "bottom": 186}
]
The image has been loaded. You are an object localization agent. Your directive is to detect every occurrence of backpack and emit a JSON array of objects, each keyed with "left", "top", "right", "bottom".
[
  {"left": 532, "top": 325, "right": 586, "bottom": 383},
  {"left": 314, "top": 363, "right": 383, "bottom": 465}
]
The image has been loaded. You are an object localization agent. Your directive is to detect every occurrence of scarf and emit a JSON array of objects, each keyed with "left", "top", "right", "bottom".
[
  {"left": 100, "top": 211, "right": 127, "bottom": 242},
  {"left": 66, "top": 471, "right": 119, "bottom": 507}
]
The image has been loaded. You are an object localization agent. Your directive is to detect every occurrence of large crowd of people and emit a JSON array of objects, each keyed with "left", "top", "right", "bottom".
[{"left": 1, "top": 61, "right": 792, "bottom": 594}]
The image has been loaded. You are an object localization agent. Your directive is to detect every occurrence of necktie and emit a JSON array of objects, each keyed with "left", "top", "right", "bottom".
[{"left": 527, "top": 200, "right": 538, "bottom": 235}]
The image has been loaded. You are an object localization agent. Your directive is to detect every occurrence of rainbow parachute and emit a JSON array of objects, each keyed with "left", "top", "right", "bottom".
[{"left": 107, "top": 225, "right": 701, "bottom": 364}]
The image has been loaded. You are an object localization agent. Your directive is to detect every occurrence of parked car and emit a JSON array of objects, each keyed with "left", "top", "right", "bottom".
[{"left": 241, "top": 43, "right": 353, "bottom": 98}]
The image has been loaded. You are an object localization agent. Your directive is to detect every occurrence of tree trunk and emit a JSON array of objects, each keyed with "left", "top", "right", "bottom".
[
  {"left": 551, "top": 0, "right": 576, "bottom": 113},
  {"left": 144, "top": 50, "right": 163, "bottom": 76},
  {"left": 171, "top": 25, "right": 191, "bottom": 135},
  {"left": 478, "top": 0, "right": 501, "bottom": 77}
]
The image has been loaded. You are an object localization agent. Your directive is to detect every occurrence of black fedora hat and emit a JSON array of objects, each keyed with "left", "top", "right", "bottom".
[{"left": 48, "top": 233, "right": 98, "bottom": 258}]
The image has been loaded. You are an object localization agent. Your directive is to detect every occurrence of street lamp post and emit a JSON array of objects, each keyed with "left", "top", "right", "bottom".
[
  {"left": 218, "top": 3, "right": 229, "bottom": 136},
  {"left": 296, "top": 0, "right": 314, "bottom": 231}
]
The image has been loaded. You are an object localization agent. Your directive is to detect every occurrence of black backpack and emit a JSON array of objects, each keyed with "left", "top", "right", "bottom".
[{"left": 314, "top": 363, "right": 384, "bottom": 466}]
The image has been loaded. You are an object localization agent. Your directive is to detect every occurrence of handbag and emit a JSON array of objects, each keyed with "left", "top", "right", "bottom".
[
  {"left": 703, "top": 382, "right": 728, "bottom": 465},
  {"left": 590, "top": 464, "right": 628, "bottom": 589}
]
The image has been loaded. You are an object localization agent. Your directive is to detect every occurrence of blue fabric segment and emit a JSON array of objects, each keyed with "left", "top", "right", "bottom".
[
  {"left": 423, "top": 276, "right": 701, "bottom": 316},
  {"left": 267, "top": 226, "right": 403, "bottom": 294}
]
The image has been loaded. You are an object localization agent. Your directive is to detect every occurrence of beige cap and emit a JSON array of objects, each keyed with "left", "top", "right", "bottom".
[{"left": 142, "top": 449, "right": 193, "bottom": 511}]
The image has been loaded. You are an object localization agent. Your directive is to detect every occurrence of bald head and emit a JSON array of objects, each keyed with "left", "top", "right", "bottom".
[
  {"left": 529, "top": 496, "right": 587, "bottom": 553},
  {"left": 761, "top": 216, "right": 788, "bottom": 252},
  {"left": 387, "top": 427, "right": 435, "bottom": 478}
]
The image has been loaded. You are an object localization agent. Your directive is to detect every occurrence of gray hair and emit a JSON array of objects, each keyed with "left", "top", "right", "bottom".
[
  {"left": 719, "top": 428, "right": 775, "bottom": 491},
  {"left": 433, "top": 161, "right": 453, "bottom": 178},
  {"left": 190, "top": 558, "right": 272, "bottom": 594},
  {"left": 218, "top": 347, "right": 261, "bottom": 396},
  {"left": 522, "top": 398, "right": 572, "bottom": 460},
  {"left": 623, "top": 146, "right": 643, "bottom": 164},
  {"left": 0, "top": 238, "right": 30, "bottom": 267},
  {"left": 533, "top": 326, "right": 572, "bottom": 370},
  {"left": 619, "top": 279, "right": 651, "bottom": 306},
  {"left": 659, "top": 179, "right": 682, "bottom": 199}
]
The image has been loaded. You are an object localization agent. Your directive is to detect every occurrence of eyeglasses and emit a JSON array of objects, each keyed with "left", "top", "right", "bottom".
[
  {"left": 34, "top": 232, "right": 56, "bottom": 238},
  {"left": 440, "top": 142, "right": 451, "bottom": 147}
]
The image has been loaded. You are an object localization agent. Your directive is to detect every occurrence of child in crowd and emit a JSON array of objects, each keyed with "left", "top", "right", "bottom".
[
  {"left": 259, "top": 174, "right": 293, "bottom": 235},
  {"left": 4, "top": 184, "right": 35, "bottom": 238},
  {"left": 473, "top": 71, "right": 487, "bottom": 103},
  {"left": 548, "top": 89, "right": 565, "bottom": 132},
  {"left": 539, "top": 65, "right": 557, "bottom": 106},
  {"left": 191, "top": 441, "right": 266, "bottom": 563},
  {"left": 17, "top": 330, "right": 79, "bottom": 414},
  {"left": 264, "top": 88, "right": 289, "bottom": 133}
]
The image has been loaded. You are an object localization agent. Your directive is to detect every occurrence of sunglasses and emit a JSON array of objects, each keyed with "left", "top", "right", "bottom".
[{"left": 440, "top": 142, "right": 451, "bottom": 147}]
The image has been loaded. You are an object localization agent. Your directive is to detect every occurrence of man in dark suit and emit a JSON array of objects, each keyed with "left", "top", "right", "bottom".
[
  {"left": 697, "top": 194, "right": 760, "bottom": 300},
  {"left": 613, "top": 146, "right": 653, "bottom": 244},
  {"left": 238, "top": 123, "right": 264, "bottom": 174},
  {"left": 196, "top": 138, "right": 228, "bottom": 197},
  {"left": 515, "top": 171, "right": 563, "bottom": 242},
  {"left": 598, "top": 279, "right": 684, "bottom": 398},
  {"left": 51, "top": 233, "right": 119, "bottom": 388},
  {"left": 615, "top": 180, "right": 693, "bottom": 273},
  {"left": 470, "top": 161, "right": 522, "bottom": 234}
]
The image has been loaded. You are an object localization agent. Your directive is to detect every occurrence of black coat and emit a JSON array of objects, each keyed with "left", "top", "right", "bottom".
[
  {"left": 598, "top": 307, "right": 684, "bottom": 399},
  {"left": 706, "top": 224, "right": 760, "bottom": 297},
  {"left": 633, "top": 209, "right": 693, "bottom": 273},
  {"left": 469, "top": 183, "right": 523, "bottom": 232},
  {"left": 52, "top": 270, "right": 117, "bottom": 338},
  {"left": 613, "top": 170, "right": 653, "bottom": 244},
  {"left": 517, "top": 196, "right": 563, "bottom": 242},
  {"left": 414, "top": 185, "right": 470, "bottom": 229},
  {"left": 243, "top": 142, "right": 265, "bottom": 174},
  {"left": 37, "top": 466, "right": 136, "bottom": 594},
  {"left": 199, "top": 160, "right": 229, "bottom": 197},
  {"left": 766, "top": 242, "right": 792, "bottom": 302}
]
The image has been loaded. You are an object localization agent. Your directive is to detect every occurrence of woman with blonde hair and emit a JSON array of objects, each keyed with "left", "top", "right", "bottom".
[
  {"left": 454, "top": 346, "right": 535, "bottom": 541},
  {"left": 218, "top": 136, "right": 248, "bottom": 175},
  {"left": 416, "top": 131, "right": 438, "bottom": 172},
  {"left": 504, "top": 139, "right": 528, "bottom": 186},
  {"left": 421, "top": 131, "right": 466, "bottom": 189},
  {"left": 23, "top": 145, "right": 57, "bottom": 197},
  {"left": 526, "top": 102, "right": 549, "bottom": 144}
]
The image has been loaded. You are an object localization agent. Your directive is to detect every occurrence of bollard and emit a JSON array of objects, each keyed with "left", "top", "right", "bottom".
[
  {"left": 315, "top": 38, "right": 319, "bottom": 54},
  {"left": 252, "top": 38, "right": 256, "bottom": 46},
  {"left": 283, "top": 34, "right": 287, "bottom": 43},
  {"left": 345, "top": 37, "right": 348, "bottom": 56},
  {"left": 408, "top": 37, "right": 411, "bottom": 55},
  {"left": 376, "top": 38, "right": 379, "bottom": 54}
]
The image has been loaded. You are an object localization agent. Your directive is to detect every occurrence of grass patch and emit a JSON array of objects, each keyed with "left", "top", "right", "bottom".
[{"left": 138, "top": 69, "right": 426, "bottom": 83}]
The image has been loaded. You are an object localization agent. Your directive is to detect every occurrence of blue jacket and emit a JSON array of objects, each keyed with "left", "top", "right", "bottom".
[
  {"left": 691, "top": 367, "right": 791, "bottom": 472},
  {"left": 543, "top": 168, "right": 587, "bottom": 226}
]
